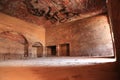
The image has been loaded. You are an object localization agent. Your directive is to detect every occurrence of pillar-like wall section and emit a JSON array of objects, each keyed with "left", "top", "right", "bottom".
[
  {"left": 108, "top": 0, "right": 120, "bottom": 62},
  {"left": 46, "top": 15, "right": 114, "bottom": 57}
]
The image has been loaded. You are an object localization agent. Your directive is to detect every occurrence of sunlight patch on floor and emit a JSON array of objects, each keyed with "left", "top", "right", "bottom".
[{"left": 0, "top": 57, "right": 116, "bottom": 67}]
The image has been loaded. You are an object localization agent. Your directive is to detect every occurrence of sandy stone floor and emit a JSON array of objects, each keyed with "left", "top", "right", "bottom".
[
  {"left": 0, "top": 57, "right": 119, "bottom": 80},
  {"left": 0, "top": 57, "right": 116, "bottom": 66}
]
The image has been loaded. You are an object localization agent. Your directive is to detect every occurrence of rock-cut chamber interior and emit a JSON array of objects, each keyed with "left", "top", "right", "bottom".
[{"left": 0, "top": 13, "right": 115, "bottom": 60}]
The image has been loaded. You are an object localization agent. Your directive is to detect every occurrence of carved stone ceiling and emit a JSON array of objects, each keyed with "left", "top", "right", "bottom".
[{"left": 0, "top": 0, "right": 107, "bottom": 27}]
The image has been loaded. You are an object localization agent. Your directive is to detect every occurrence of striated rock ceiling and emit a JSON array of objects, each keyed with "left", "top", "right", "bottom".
[{"left": 0, "top": 0, "right": 107, "bottom": 26}]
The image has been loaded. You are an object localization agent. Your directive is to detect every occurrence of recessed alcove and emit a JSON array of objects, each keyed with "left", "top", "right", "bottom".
[{"left": 47, "top": 46, "right": 57, "bottom": 56}]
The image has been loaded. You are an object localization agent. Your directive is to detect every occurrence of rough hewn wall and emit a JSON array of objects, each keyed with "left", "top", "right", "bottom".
[
  {"left": 108, "top": 0, "right": 120, "bottom": 62},
  {"left": 0, "top": 13, "right": 45, "bottom": 59},
  {"left": 107, "top": 1, "right": 120, "bottom": 74},
  {"left": 46, "top": 15, "right": 114, "bottom": 57}
]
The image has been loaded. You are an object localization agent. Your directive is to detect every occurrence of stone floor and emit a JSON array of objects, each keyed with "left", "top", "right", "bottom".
[
  {"left": 0, "top": 57, "right": 119, "bottom": 80},
  {"left": 0, "top": 57, "right": 116, "bottom": 66}
]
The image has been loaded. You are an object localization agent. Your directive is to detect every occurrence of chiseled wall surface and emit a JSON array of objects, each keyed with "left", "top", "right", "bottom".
[
  {"left": 108, "top": 0, "right": 120, "bottom": 63},
  {"left": 0, "top": 13, "right": 45, "bottom": 59},
  {"left": 46, "top": 15, "right": 114, "bottom": 57}
]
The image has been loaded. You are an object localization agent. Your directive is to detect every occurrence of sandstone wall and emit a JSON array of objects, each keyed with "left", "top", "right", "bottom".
[
  {"left": 0, "top": 13, "right": 45, "bottom": 59},
  {"left": 46, "top": 15, "right": 114, "bottom": 57}
]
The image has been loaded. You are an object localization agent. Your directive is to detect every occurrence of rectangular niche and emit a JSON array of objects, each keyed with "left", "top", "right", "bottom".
[
  {"left": 59, "top": 43, "right": 70, "bottom": 56},
  {"left": 47, "top": 45, "right": 57, "bottom": 56}
]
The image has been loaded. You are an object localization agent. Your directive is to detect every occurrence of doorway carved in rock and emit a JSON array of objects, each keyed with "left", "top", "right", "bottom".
[
  {"left": 32, "top": 42, "right": 43, "bottom": 57},
  {"left": 59, "top": 43, "right": 70, "bottom": 56},
  {"left": 47, "top": 46, "right": 57, "bottom": 56}
]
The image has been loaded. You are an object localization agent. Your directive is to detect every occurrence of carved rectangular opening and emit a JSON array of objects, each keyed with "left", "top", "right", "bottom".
[
  {"left": 47, "top": 46, "right": 57, "bottom": 56},
  {"left": 59, "top": 44, "right": 70, "bottom": 56}
]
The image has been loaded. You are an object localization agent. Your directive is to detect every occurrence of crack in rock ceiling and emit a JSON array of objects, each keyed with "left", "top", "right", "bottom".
[
  {"left": 0, "top": 0, "right": 107, "bottom": 25},
  {"left": 24, "top": 0, "right": 107, "bottom": 23}
]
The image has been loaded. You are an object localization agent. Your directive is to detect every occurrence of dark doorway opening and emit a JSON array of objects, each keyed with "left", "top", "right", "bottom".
[
  {"left": 47, "top": 46, "right": 57, "bottom": 56},
  {"left": 32, "top": 42, "right": 43, "bottom": 57},
  {"left": 36, "top": 46, "right": 43, "bottom": 57},
  {"left": 51, "top": 46, "right": 57, "bottom": 56},
  {"left": 60, "top": 44, "right": 70, "bottom": 56}
]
